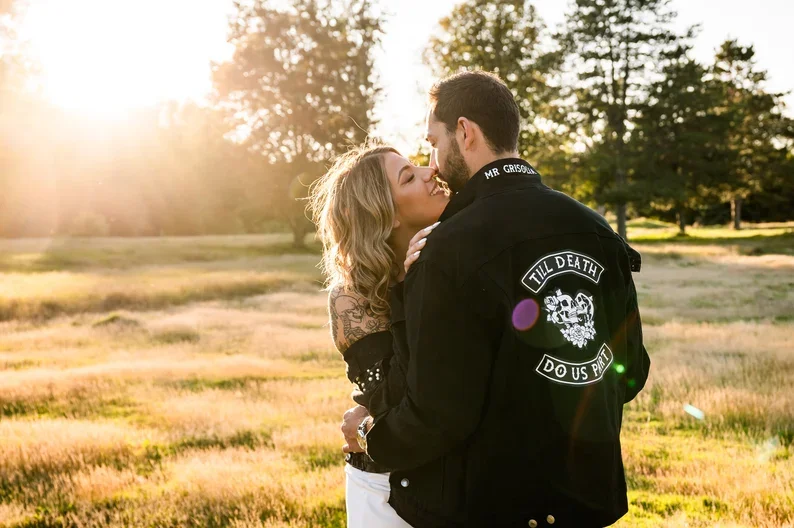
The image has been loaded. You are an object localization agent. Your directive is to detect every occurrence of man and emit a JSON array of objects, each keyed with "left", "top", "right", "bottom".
[{"left": 342, "top": 71, "right": 650, "bottom": 527}]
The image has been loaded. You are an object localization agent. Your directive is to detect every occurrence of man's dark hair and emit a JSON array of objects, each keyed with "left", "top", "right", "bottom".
[{"left": 429, "top": 70, "right": 520, "bottom": 154}]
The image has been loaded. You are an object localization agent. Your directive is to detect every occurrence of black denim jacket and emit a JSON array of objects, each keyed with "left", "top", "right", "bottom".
[
  {"left": 365, "top": 159, "right": 650, "bottom": 528},
  {"left": 342, "top": 286, "right": 408, "bottom": 474}
]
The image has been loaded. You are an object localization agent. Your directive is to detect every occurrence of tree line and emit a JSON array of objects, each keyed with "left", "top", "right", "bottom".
[
  {"left": 426, "top": 0, "right": 793, "bottom": 236},
  {"left": 1, "top": 0, "right": 792, "bottom": 244}
]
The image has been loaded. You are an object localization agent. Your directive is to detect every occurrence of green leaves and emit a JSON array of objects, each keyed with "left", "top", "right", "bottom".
[
  {"left": 630, "top": 45, "right": 725, "bottom": 232},
  {"left": 214, "top": 0, "right": 381, "bottom": 166},
  {"left": 709, "top": 40, "right": 792, "bottom": 226},
  {"left": 212, "top": 0, "right": 383, "bottom": 245},
  {"left": 423, "top": 0, "right": 566, "bottom": 182},
  {"left": 558, "top": 0, "right": 683, "bottom": 236},
  {"left": 424, "top": 0, "right": 793, "bottom": 234}
]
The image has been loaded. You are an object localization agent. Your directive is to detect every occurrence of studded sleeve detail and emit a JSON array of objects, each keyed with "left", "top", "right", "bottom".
[{"left": 355, "top": 360, "right": 384, "bottom": 393}]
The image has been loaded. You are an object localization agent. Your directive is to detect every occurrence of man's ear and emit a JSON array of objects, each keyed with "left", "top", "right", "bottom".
[{"left": 457, "top": 117, "right": 475, "bottom": 151}]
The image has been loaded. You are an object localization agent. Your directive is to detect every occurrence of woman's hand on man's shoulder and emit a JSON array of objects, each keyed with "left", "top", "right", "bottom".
[{"left": 404, "top": 221, "right": 440, "bottom": 274}]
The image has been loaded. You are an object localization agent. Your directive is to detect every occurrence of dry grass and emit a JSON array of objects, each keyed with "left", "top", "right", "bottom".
[
  {"left": 1, "top": 231, "right": 792, "bottom": 527},
  {"left": 0, "top": 234, "right": 321, "bottom": 272},
  {"left": 620, "top": 428, "right": 794, "bottom": 527},
  {"left": 0, "top": 255, "right": 322, "bottom": 322},
  {"left": 627, "top": 219, "right": 794, "bottom": 257},
  {"left": 634, "top": 321, "right": 794, "bottom": 438},
  {"left": 634, "top": 251, "right": 794, "bottom": 324}
]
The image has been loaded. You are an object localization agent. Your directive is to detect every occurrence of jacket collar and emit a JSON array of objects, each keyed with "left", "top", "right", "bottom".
[{"left": 439, "top": 158, "right": 542, "bottom": 222}]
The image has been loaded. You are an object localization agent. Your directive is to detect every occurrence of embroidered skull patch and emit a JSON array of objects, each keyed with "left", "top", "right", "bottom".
[{"left": 543, "top": 289, "right": 596, "bottom": 348}]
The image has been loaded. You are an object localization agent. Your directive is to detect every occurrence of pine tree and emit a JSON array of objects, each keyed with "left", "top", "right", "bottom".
[
  {"left": 559, "top": 0, "right": 680, "bottom": 238},
  {"left": 711, "top": 39, "right": 791, "bottom": 229}
]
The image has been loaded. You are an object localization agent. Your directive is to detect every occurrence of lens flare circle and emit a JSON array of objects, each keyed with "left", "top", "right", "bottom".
[{"left": 512, "top": 298, "right": 540, "bottom": 331}]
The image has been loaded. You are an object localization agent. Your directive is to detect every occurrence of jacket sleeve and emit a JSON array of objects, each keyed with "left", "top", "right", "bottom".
[
  {"left": 343, "top": 331, "right": 404, "bottom": 418},
  {"left": 366, "top": 262, "right": 494, "bottom": 471},
  {"left": 623, "top": 275, "right": 650, "bottom": 403}
]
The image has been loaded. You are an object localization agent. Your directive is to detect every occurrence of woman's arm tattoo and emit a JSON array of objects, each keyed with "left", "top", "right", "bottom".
[{"left": 328, "top": 288, "right": 390, "bottom": 352}]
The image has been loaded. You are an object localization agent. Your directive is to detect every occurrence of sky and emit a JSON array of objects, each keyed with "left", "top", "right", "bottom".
[{"left": 18, "top": 0, "right": 794, "bottom": 154}]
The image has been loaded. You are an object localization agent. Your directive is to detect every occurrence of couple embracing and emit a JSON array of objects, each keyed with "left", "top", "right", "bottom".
[{"left": 309, "top": 71, "right": 650, "bottom": 528}]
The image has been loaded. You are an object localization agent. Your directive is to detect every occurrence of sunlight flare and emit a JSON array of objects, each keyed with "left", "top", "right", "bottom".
[{"left": 20, "top": 0, "right": 232, "bottom": 114}]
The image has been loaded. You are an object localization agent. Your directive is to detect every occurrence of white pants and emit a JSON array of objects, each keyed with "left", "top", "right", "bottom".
[{"left": 345, "top": 464, "right": 414, "bottom": 528}]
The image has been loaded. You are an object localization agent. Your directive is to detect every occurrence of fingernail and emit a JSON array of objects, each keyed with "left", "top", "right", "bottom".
[
  {"left": 418, "top": 238, "right": 427, "bottom": 246},
  {"left": 432, "top": 221, "right": 441, "bottom": 227},
  {"left": 413, "top": 251, "right": 421, "bottom": 257}
]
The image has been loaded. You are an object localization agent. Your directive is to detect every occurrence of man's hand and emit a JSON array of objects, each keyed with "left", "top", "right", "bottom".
[{"left": 341, "top": 405, "right": 370, "bottom": 454}]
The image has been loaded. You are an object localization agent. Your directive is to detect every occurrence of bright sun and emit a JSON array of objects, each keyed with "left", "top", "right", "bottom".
[{"left": 20, "top": 0, "right": 232, "bottom": 115}]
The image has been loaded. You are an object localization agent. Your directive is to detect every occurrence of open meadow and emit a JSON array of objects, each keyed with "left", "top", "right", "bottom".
[{"left": 1, "top": 222, "right": 793, "bottom": 528}]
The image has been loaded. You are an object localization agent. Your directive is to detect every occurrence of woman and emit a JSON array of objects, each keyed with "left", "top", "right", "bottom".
[{"left": 309, "top": 143, "right": 448, "bottom": 527}]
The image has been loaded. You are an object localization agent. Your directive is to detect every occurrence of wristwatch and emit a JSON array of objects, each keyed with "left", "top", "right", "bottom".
[{"left": 356, "top": 416, "right": 373, "bottom": 452}]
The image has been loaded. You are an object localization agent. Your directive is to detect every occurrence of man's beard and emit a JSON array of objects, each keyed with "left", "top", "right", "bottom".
[{"left": 440, "top": 138, "right": 470, "bottom": 194}]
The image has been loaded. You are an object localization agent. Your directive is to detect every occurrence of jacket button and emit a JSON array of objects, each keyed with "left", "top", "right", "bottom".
[
  {"left": 547, "top": 515, "right": 555, "bottom": 525},
  {"left": 400, "top": 478, "right": 409, "bottom": 487},
  {"left": 528, "top": 520, "right": 537, "bottom": 528}
]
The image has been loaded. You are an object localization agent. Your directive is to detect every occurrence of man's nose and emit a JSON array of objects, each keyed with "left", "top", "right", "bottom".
[
  {"left": 421, "top": 168, "right": 436, "bottom": 182},
  {"left": 429, "top": 150, "right": 439, "bottom": 171}
]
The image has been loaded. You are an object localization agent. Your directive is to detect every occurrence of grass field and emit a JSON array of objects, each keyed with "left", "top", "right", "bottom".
[{"left": 1, "top": 222, "right": 793, "bottom": 527}]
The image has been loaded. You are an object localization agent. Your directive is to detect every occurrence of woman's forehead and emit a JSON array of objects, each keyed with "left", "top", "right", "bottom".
[{"left": 383, "top": 152, "right": 412, "bottom": 178}]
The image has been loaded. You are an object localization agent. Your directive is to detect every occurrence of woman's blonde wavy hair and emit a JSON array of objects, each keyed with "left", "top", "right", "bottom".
[{"left": 309, "top": 143, "right": 400, "bottom": 317}]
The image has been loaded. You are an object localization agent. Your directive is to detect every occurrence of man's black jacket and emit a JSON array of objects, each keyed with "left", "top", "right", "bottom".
[{"left": 366, "top": 158, "right": 650, "bottom": 528}]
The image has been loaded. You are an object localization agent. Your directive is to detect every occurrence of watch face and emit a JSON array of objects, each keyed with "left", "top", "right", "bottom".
[{"left": 356, "top": 420, "right": 368, "bottom": 451}]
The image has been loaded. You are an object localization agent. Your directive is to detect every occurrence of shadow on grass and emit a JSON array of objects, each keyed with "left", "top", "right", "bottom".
[
  {"left": 160, "top": 372, "right": 339, "bottom": 393},
  {"left": 0, "top": 275, "right": 320, "bottom": 323},
  {"left": 0, "top": 239, "right": 323, "bottom": 273},
  {"left": 0, "top": 393, "right": 140, "bottom": 420},
  {"left": 294, "top": 444, "right": 347, "bottom": 471},
  {"left": 0, "top": 428, "right": 275, "bottom": 510},
  {"left": 8, "top": 496, "right": 348, "bottom": 528},
  {"left": 632, "top": 231, "right": 794, "bottom": 256},
  {"left": 628, "top": 492, "right": 729, "bottom": 524},
  {"left": 627, "top": 219, "right": 675, "bottom": 229}
]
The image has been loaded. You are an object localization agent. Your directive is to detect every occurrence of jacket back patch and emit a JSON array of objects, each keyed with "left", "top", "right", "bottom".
[
  {"left": 535, "top": 343, "right": 614, "bottom": 386},
  {"left": 521, "top": 250, "right": 605, "bottom": 294},
  {"left": 543, "top": 288, "right": 596, "bottom": 349}
]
